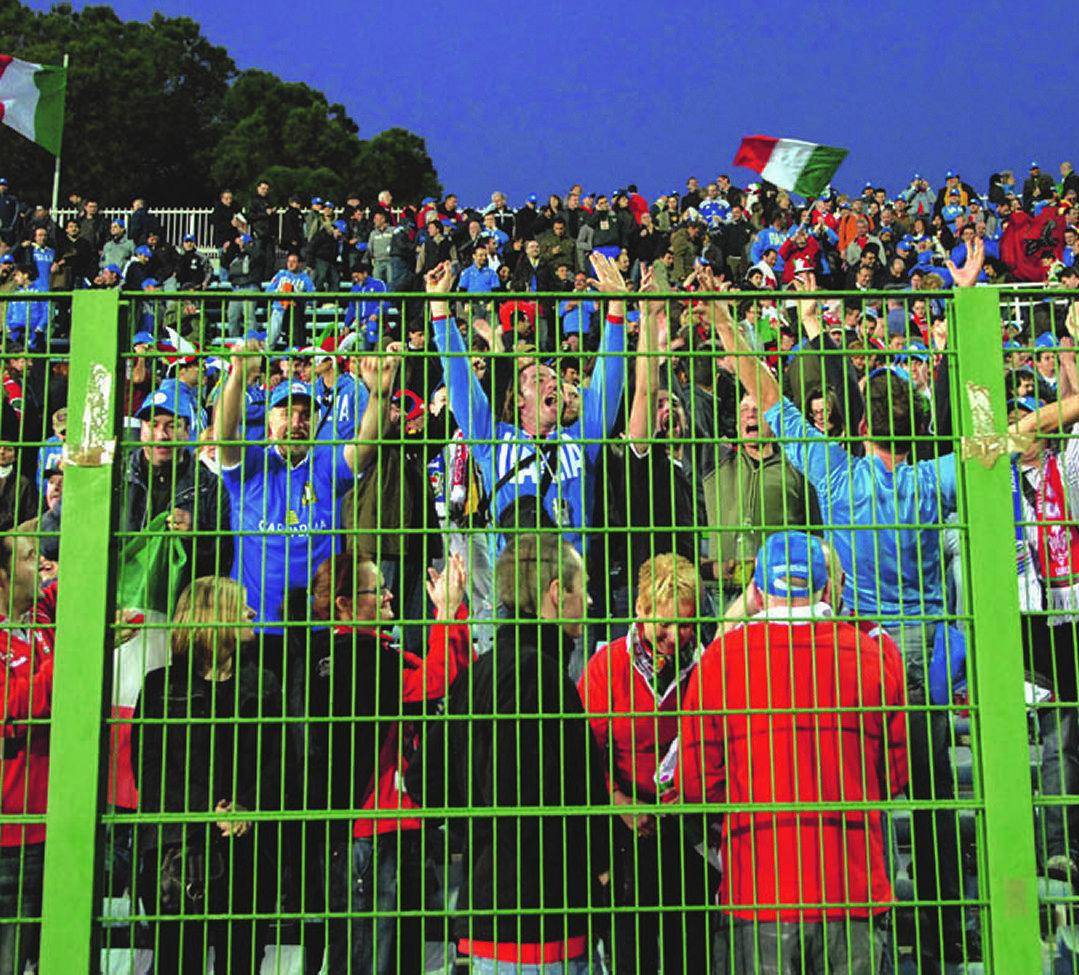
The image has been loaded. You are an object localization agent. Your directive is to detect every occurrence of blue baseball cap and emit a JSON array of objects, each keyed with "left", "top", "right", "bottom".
[
  {"left": 142, "top": 278, "right": 160, "bottom": 289},
  {"left": 322, "top": 201, "right": 334, "bottom": 209},
  {"left": 333, "top": 219, "right": 348, "bottom": 233},
  {"left": 310, "top": 196, "right": 323, "bottom": 206},
  {"left": 1031, "top": 161, "right": 1040, "bottom": 169},
  {"left": 1035, "top": 332, "right": 1058, "bottom": 350},
  {"left": 240, "top": 234, "right": 253, "bottom": 245},
  {"left": 753, "top": 531, "right": 829, "bottom": 599},
  {"left": 526, "top": 193, "right": 538, "bottom": 203},
  {"left": 945, "top": 170, "right": 956, "bottom": 179},
  {"left": 1003, "top": 338, "right": 1023, "bottom": 351},
  {"left": 897, "top": 340, "right": 931, "bottom": 363},
  {"left": 1009, "top": 396, "right": 1045, "bottom": 414},
  {"left": 897, "top": 338, "right": 932, "bottom": 362},
  {"left": 104, "top": 263, "right": 121, "bottom": 275},
  {"left": 111, "top": 217, "right": 125, "bottom": 228},
  {"left": 0, "top": 178, "right": 7, "bottom": 186},
  {"left": 182, "top": 233, "right": 197, "bottom": 243},
  {"left": 867, "top": 364, "right": 912, "bottom": 384},
  {"left": 267, "top": 380, "right": 314, "bottom": 410},
  {"left": 0, "top": 254, "right": 13, "bottom": 265},
  {"left": 135, "top": 244, "right": 152, "bottom": 258},
  {"left": 135, "top": 382, "right": 194, "bottom": 426},
  {"left": 132, "top": 330, "right": 155, "bottom": 346}
]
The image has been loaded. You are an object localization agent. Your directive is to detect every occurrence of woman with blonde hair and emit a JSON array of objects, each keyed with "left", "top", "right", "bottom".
[{"left": 131, "top": 576, "right": 286, "bottom": 975}]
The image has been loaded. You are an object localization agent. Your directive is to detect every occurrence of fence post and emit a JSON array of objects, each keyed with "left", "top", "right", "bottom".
[
  {"left": 953, "top": 284, "right": 1042, "bottom": 972},
  {"left": 38, "top": 289, "right": 121, "bottom": 974}
]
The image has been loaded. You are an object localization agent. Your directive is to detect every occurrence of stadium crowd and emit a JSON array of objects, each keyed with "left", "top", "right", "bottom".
[{"left": 0, "top": 162, "right": 1078, "bottom": 975}]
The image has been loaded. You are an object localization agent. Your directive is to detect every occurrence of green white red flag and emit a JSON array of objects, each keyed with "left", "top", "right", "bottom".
[
  {"left": 0, "top": 54, "right": 67, "bottom": 155},
  {"left": 733, "top": 135, "right": 848, "bottom": 198}
]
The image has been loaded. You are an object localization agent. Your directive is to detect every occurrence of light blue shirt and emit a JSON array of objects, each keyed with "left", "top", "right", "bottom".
[{"left": 764, "top": 397, "right": 958, "bottom": 617}]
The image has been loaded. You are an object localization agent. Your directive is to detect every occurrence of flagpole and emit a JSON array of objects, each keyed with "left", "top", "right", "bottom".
[{"left": 49, "top": 52, "right": 68, "bottom": 217}]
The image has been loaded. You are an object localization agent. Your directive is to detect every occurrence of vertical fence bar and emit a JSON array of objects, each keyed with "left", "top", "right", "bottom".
[
  {"left": 953, "top": 284, "right": 1042, "bottom": 972},
  {"left": 38, "top": 289, "right": 121, "bottom": 975}
]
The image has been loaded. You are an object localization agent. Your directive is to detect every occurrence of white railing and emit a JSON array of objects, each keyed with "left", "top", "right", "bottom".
[
  {"left": 54, "top": 206, "right": 411, "bottom": 251},
  {"left": 55, "top": 208, "right": 217, "bottom": 248}
]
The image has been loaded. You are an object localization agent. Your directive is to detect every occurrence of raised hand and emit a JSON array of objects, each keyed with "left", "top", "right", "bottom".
[
  {"left": 229, "top": 338, "right": 263, "bottom": 380},
  {"left": 426, "top": 552, "right": 467, "bottom": 617},
  {"left": 590, "top": 252, "right": 628, "bottom": 294},
  {"left": 425, "top": 261, "right": 454, "bottom": 294},
  {"left": 359, "top": 341, "right": 402, "bottom": 395},
  {"left": 946, "top": 238, "right": 985, "bottom": 288}
]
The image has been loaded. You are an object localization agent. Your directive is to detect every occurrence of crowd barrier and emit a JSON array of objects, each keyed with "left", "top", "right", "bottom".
[{"left": 1, "top": 285, "right": 1075, "bottom": 973}]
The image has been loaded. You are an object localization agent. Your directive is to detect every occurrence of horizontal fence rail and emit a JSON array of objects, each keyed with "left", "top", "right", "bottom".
[{"left": 0, "top": 281, "right": 1076, "bottom": 972}]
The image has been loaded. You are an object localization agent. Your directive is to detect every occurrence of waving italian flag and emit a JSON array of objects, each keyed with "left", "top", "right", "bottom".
[
  {"left": 0, "top": 54, "right": 66, "bottom": 155},
  {"left": 733, "top": 135, "right": 848, "bottom": 199}
]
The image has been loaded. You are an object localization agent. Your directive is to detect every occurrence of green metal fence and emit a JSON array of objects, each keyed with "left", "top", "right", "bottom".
[{"left": 0, "top": 281, "right": 1075, "bottom": 972}]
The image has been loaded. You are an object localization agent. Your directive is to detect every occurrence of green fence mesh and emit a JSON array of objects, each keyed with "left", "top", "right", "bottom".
[{"left": 4, "top": 281, "right": 1079, "bottom": 973}]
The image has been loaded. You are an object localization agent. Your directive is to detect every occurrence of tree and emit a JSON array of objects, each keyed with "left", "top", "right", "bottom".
[
  {"left": 0, "top": 1, "right": 235, "bottom": 205},
  {"left": 353, "top": 128, "right": 442, "bottom": 205},
  {"left": 0, "top": 1, "right": 441, "bottom": 209},
  {"left": 211, "top": 70, "right": 364, "bottom": 204}
]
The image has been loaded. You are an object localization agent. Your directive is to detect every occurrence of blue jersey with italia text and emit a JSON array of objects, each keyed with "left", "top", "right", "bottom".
[
  {"left": 314, "top": 371, "right": 369, "bottom": 444},
  {"left": 434, "top": 313, "right": 625, "bottom": 551},
  {"left": 221, "top": 442, "right": 354, "bottom": 631},
  {"left": 764, "top": 397, "right": 957, "bottom": 617},
  {"left": 30, "top": 245, "right": 54, "bottom": 292}
]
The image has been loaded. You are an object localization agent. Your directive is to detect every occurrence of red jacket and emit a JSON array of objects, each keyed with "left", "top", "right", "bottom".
[
  {"left": 1, "top": 584, "right": 57, "bottom": 847},
  {"left": 680, "top": 607, "right": 908, "bottom": 920},
  {"left": 352, "top": 604, "right": 473, "bottom": 839},
  {"left": 577, "top": 627, "right": 691, "bottom": 800},
  {"left": 628, "top": 193, "right": 649, "bottom": 225},
  {"left": 778, "top": 235, "right": 822, "bottom": 283}
]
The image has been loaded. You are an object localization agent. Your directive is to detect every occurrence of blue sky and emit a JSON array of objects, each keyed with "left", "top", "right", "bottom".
[{"left": 27, "top": 0, "right": 1079, "bottom": 205}]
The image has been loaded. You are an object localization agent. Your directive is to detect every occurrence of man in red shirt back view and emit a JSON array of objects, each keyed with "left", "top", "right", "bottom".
[{"left": 680, "top": 531, "right": 909, "bottom": 975}]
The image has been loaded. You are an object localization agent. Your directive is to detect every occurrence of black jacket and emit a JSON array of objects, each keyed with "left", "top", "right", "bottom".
[
  {"left": 290, "top": 628, "right": 420, "bottom": 821},
  {"left": 280, "top": 207, "right": 305, "bottom": 255},
  {"left": 305, "top": 228, "right": 337, "bottom": 264},
  {"left": 148, "top": 243, "right": 179, "bottom": 282},
  {"left": 175, "top": 249, "right": 210, "bottom": 288},
  {"left": 127, "top": 208, "right": 162, "bottom": 246},
  {"left": 132, "top": 661, "right": 285, "bottom": 850},
  {"left": 0, "top": 469, "right": 35, "bottom": 532},
  {"left": 211, "top": 201, "right": 240, "bottom": 249},
  {"left": 122, "top": 449, "right": 232, "bottom": 578},
  {"left": 407, "top": 621, "right": 608, "bottom": 945}
]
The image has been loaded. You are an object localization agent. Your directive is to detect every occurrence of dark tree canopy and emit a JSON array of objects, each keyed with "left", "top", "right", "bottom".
[{"left": 0, "top": 0, "right": 440, "bottom": 207}]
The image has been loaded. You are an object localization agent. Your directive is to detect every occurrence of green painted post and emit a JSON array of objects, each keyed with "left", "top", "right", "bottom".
[
  {"left": 953, "top": 285, "right": 1041, "bottom": 973},
  {"left": 39, "top": 289, "right": 121, "bottom": 975}
]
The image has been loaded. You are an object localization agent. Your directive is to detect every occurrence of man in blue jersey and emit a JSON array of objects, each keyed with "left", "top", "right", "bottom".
[
  {"left": 709, "top": 251, "right": 984, "bottom": 966},
  {"left": 427, "top": 254, "right": 627, "bottom": 553},
  {"left": 214, "top": 338, "right": 399, "bottom": 678}
]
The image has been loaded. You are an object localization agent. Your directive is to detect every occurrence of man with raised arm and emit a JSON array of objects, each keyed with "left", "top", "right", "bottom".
[
  {"left": 705, "top": 246, "right": 985, "bottom": 966},
  {"left": 426, "top": 255, "right": 627, "bottom": 552},
  {"left": 213, "top": 339, "right": 400, "bottom": 674}
]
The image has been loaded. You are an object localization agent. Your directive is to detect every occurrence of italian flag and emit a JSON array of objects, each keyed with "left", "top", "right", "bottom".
[
  {"left": 0, "top": 54, "right": 66, "bottom": 156},
  {"left": 733, "top": 135, "right": 848, "bottom": 198}
]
